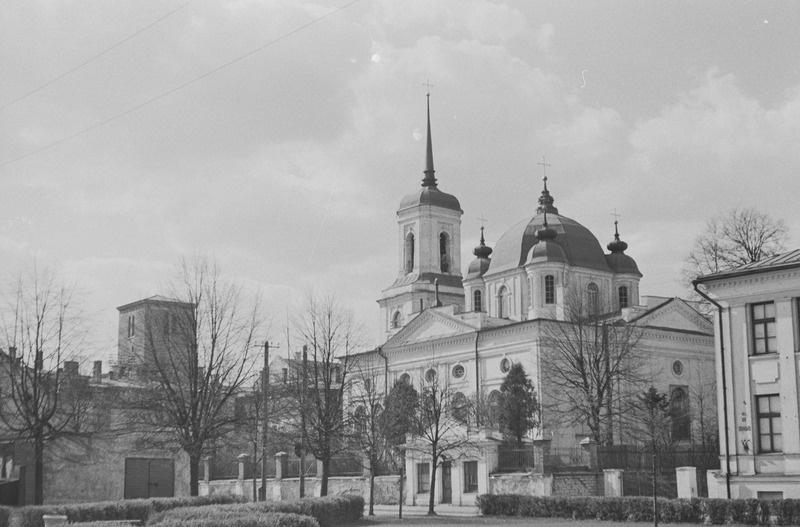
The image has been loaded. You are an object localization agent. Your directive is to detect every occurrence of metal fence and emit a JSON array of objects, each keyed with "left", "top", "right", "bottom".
[
  {"left": 545, "top": 447, "right": 592, "bottom": 472},
  {"left": 496, "top": 447, "right": 536, "bottom": 473}
]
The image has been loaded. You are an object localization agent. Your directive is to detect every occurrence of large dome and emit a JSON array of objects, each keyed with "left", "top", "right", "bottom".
[{"left": 489, "top": 212, "right": 612, "bottom": 275}]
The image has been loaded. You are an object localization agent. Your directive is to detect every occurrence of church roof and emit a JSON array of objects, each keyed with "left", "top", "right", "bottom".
[
  {"left": 490, "top": 212, "right": 611, "bottom": 274},
  {"left": 695, "top": 248, "right": 800, "bottom": 283},
  {"left": 399, "top": 187, "right": 461, "bottom": 212}
]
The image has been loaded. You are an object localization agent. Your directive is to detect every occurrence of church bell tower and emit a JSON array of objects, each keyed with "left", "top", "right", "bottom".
[{"left": 378, "top": 92, "right": 464, "bottom": 339}]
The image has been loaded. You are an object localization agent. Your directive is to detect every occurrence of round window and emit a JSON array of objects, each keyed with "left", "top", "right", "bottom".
[
  {"left": 425, "top": 368, "right": 437, "bottom": 382},
  {"left": 500, "top": 358, "right": 511, "bottom": 373},
  {"left": 672, "top": 360, "right": 683, "bottom": 376},
  {"left": 452, "top": 364, "right": 465, "bottom": 379}
]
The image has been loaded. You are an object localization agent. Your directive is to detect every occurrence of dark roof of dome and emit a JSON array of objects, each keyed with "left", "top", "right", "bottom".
[
  {"left": 489, "top": 213, "right": 612, "bottom": 274},
  {"left": 399, "top": 187, "right": 462, "bottom": 212},
  {"left": 466, "top": 257, "right": 491, "bottom": 279},
  {"left": 605, "top": 253, "right": 642, "bottom": 276},
  {"left": 528, "top": 239, "right": 567, "bottom": 264}
]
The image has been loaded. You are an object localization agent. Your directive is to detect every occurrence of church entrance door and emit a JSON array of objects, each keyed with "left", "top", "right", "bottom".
[{"left": 441, "top": 461, "right": 452, "bottom": 503}]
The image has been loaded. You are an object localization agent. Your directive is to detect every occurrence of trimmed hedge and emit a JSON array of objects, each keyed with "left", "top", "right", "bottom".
[
  {"left": 476, "top": 494, "right": 800, "bottom": 525},
  {"left": 11, "top": 494, "right": 246, "bottom": 527},
  {"left": 0, "top": 506, "right": 11, "bottom": 527},
  {"left": 150, "top": 495, "right": 364, "bottom": 527},
  {"left": 71, "top": 512, "right": 318, "bottom": 527}
]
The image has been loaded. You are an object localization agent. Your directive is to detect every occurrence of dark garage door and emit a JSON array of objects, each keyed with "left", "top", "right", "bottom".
[{"left": 124, "top": 458, "right": 174, "bottom": 499}]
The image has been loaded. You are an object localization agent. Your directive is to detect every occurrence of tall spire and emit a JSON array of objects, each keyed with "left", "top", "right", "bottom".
[
  {"left": 536, "top": 156, "right": 558, "bottom": 214},
  {"left": 422, "top": 88, "right": 438, "bottom": 188}
]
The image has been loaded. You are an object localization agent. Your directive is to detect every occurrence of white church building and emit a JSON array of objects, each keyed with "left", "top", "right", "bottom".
[{"left": 361, "top": 95, "right": 716, "bottom": 505}]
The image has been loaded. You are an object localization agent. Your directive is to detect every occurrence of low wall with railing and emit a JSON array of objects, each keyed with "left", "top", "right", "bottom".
[{"left": 201, "top": 475, "right": 401, "bottom": 504}]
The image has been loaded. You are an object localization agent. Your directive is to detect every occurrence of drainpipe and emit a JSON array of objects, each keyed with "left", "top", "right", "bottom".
[
  {"left": 692, "top": 279, "right": 731, "bottom": 500},
  {"left": 474, "top": 330, "right": 481, "bottom": 428},
  {"left": 376, "top": 346, "right": 389, "bottom": 394}
]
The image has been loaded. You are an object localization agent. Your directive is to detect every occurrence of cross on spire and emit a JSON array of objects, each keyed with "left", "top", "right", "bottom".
[
  {"left": 477, "top": 212, "right": 488, "bottom": 229},
  {"left": 537, "top": 156, "right": 551, "bottom": 190},
  {"left": 423, "top": 79, "right": 434, "bottom": 96},
  {"left": 611, "top": 209, "right": 621, "bottom": 236}
]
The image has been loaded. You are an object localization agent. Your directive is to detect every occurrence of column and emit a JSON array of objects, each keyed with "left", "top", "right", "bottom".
[
  {"left": 675, "top": 466, "right": 697, "bottom": 498},
  {"left": 603, "top": 469, "right": 623, "bottom": 497}
]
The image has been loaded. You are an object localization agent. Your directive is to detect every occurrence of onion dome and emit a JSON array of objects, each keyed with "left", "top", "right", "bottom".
[
  {"left": 527, "top": 213, "right": 566, "bottom": 264},
  {"left": 491, "top": 175, "right": 610, "bottom": 274},
  {"left": 466, "top": 227, "right": 492, "bottom": 279},
  {"left": 399, "top": 92, "right": 462, "bottom": 213},
  {"left": 605, "top": 220, "right": 642, "bottom": 276}
]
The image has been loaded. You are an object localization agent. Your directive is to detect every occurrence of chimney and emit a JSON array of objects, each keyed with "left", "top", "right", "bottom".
[
  {"left": 93, "top": 361, "right": 102, "bottom": 383},
  {"left": 434, "top": 278, "right": 442, "bottom": 307},
  {"left": 64, "top": 361, "right": 79, "bottom": 377}
]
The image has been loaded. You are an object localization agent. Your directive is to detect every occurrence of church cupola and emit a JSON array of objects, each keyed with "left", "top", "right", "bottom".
[
  {"left": 607, "top": 220, "right": 629, "bottom": 253},
  {"left": 604, "top": 217, "right": 642, "bottom": 310},
  {"left": 466, "top": 227, "right": 492, "bottom": 280},
  {"left": 378, "top": 89, "right": 464, "bottom": 338}
]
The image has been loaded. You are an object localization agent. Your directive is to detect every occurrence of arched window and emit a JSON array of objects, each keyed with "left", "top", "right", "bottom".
[
  {"left": 452, "top": 392, "right": 470, "bottom": 424},
  {"left": 425, "top": 368, "right": 437, "bottom": 383},
  {"left": 487, "top": 390, "right": 502, "bottom": 429},
  {"left": 391, "top": 311, "right": 403, "bottom": 329},
  {"left": 404, "top": 232, "right": 415, "bottom": 274},
  {"left": 544, "top": 275, "right": 555, "bottom": 305},
  {"left": 586, "top": 282, "right": 599, "bottom": 315},
  {"left": 618, "top": 286, "right": 629, "bottom": 309},
  {"left": 497, "top": 286, "right": 509, "bottom": 318},
  {"left": 670, "top": 386, "right": 690, "bottom": 441},
  {"left": 439, "top": 232, "right": 450, "bottom": 273},
  {"left": 473, "top": 290, "right": 483, "bottom": 312},
  {"left": 399, "top": 372, "right": 411, "bottom": 385}
]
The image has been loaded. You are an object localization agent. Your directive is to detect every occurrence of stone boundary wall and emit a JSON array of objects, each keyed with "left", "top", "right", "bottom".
[
  {"left": 552, "top": 472, "right": 604, "bottom": 497},
  {"left": 201, "top": 475, "right": 401, "bottom": 504}
]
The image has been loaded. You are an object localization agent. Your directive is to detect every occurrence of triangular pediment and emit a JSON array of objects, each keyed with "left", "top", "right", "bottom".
[
  {"left": 633, "top": 298, "right": 713, "bottom": 334},
  {"left": 384, "top": 308, "right": 477, "bottom": 348}
]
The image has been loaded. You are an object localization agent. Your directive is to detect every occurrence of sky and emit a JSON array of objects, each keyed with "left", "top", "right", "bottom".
[{"left": 2, "top": 0, "right": 800, "bottom": 368}]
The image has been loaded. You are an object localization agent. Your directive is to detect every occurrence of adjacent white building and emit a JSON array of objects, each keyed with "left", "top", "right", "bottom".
[{"left": 696, "top": 249, "right": 800, "bottom": 499}]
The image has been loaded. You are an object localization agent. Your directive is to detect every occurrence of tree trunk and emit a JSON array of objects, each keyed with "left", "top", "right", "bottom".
[
  {"left": 320, "top": 457, "right": 329, "bottom": 497},
  {"left": 368, "top": 455, "right": 376, "bottom": 516},
  {"left": 427, "top": 451, "right": 437, "bottom": 515},
  {"left": 189, "top": 452, "right": 201, "bottom": 496},
  {"left": 652, "top": 449, "right": 658, "bottom": 527},
  {"left": 34, "top": 430, "right": 44, "bottom": 505}
]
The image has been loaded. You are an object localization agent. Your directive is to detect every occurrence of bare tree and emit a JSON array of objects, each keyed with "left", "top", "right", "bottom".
[
  {"left": 0, "top": 264, "right": 91, "bottom": 504},
  {"left": 124, "top": 254, "right": 262, "bottom": 496},
  {"left": 684, "top": 207, "right": 788, "bottom": 281},
  {"left": 349, "top": 365, "right": 386, "bottom": 516},
  {"left": 293, "top": 292, "right": 361, "bottom": 496},
  {"left": 405, "top": 367, "right": 476, "bottom": 516},
  {"left": 540, "top": 285, "right": 645, "bottom": 445}
]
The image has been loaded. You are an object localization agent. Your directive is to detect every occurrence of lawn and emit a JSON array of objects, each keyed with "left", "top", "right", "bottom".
[{"left": 342, "top": 515, "right": 754, "bottom": 527}]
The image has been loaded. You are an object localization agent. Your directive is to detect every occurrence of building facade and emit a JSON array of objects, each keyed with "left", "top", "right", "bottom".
[
  {"left": 697, "top": 249, "right": 800, "bottom": 499},
  {"left": 363, "top": 96, "right": 717, "bottom": 505}
]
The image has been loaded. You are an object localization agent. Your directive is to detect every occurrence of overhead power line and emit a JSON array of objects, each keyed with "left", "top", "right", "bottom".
[
  {"left": 0, "top": 0, "right": 196, "bottom": 112},
  {"left": 0, "top": 0, "right": 361, "bottom": 169}
]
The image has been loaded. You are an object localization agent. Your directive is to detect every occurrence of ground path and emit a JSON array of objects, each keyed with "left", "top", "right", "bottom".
[{"left": 342, "top": 504, "right": 752, "bottom": 527}]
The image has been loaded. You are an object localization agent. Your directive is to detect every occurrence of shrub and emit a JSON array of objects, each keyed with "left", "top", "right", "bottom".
[
  {"left": 10, "top": 494, "right": 245, "bottom": 527},
  {"left": 151, "top": 495, "right": 363, "bottom": 527},
  {"left": 147, "top": 512, "right": 318, "bottom": 527},
  {"left": 772, "top": 498, "right": 800, "bottom": 525}
]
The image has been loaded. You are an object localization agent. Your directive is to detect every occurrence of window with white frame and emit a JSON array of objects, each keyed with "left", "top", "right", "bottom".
[{"left": 751, "top": 302, "right": 776, "bottom": 355}]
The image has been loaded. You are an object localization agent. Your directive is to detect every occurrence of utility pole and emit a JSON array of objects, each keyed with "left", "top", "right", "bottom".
[
  {"left": 299, "top": 344, "right": 308, "bottom": 498},
  {"left": 260, "top": 341, "right": 277, "bottom": 501}
]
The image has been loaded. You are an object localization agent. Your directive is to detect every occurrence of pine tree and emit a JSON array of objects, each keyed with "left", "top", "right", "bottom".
[{"left": 498, "top": 363, "right": 539, "bottom": 446}]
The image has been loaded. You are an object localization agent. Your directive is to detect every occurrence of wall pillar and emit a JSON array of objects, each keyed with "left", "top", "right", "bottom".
[
  {"left": 273, "top": 452, "right": 287, "bottom": 501},
  {"left": 533, "top": 439, "right": 551, "bottom": 474},
  {"left": 405, "top": 454, "right": 416, "bottom": 505},
  {"left": 203, "top": 456, "right": 211, "bottom": 483},
  {"left": 676, "top": 466, "right": 698, "bottom": 498},
  {"left": 603, "top": 469, "right": 623, "bottom": 497}
]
